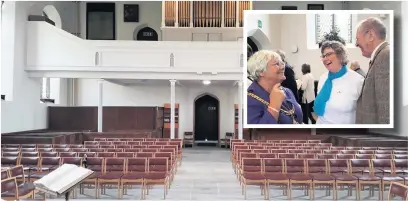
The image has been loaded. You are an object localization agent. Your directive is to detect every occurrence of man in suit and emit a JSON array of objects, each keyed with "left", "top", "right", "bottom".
[
  {"left": 355, "top": 17, "right": 390, "bottom": 124},
  {"left": 350, "top": 61, "right": 366, "bottom": 77},
  {"left": 276, "top": 50, "right": 300, "bottom": 103}
]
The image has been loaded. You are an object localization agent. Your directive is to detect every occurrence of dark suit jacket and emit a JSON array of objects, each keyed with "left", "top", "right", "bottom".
[
  {"left": 281, "top": 64, "right": 299, "bottom": 103},
  {"left": 356, "top": 42, "right": 390, "bottom": 124}
]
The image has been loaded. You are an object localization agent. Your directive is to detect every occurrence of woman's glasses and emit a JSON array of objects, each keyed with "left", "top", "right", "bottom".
[
  {"left": 270, "top": 61, "right": 285, "bottom": 69},
  {"left": 321, "top": 52, "right": 336, "bottom": 59}
]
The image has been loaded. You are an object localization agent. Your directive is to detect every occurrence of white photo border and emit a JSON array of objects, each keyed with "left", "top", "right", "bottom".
[{"left": 243, "top": 9, "right": 394, "bottom": 129}]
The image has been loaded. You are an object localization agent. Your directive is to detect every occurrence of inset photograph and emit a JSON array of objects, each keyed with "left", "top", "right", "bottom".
[{"left": 244, "top": 10, "right": 393, "bottom": 128}]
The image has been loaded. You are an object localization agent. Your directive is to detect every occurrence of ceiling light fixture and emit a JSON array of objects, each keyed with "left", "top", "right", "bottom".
[{"left": 202, "top": 80, "right": 211, "bottom": 85}]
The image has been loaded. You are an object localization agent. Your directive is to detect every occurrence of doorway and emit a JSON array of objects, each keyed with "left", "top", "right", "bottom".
[{"left": 194, "top": 94, "right": 219, "bottom": 146}]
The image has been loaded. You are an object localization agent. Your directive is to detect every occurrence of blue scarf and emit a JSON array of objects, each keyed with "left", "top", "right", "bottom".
[{"left": 313, "top": 65, "right": 348, "bottom": 116}]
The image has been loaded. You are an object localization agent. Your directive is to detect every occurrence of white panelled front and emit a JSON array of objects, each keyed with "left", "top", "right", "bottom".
[
  {"left": 26, "top": 22, "right": 242, "bottom": 73},
  {"left": 26, "top": 22, "right": 95, "bottom": 67},
  {"left": 99, "top": 51, "right": 172, "bottom": 68},
  {"left": 176, "top": 50, "right": 240, "bottom": 69},
  {"left": 76, "top": 79, "right": 238, "bottom": 139}
]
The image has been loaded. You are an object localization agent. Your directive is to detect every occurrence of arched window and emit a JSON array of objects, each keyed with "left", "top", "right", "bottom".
[{"left": 307, "top": 13, "right": 357, "bottom": 49}]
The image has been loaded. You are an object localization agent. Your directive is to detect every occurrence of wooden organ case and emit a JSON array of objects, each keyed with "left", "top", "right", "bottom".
[{"left": 161, "top": 1, "right": 252, "bottom": 41}]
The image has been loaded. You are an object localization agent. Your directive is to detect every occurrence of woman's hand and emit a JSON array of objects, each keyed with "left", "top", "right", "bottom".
[{"left": 267, "top": 83, "right": 285, "bottom": 120}]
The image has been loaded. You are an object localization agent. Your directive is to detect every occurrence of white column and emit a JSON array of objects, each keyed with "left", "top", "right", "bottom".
[
  {"left": 170, "top": 80, "right": 177, "bottom": 139},
  {"left": 45, "top": 78, "right": 51, "bottom": 98},
  {"left": 98, "top": 79, "right": 104, "bottom": 132},
  {"left": 238, "top": 81, "right": 243, "bottom": 139}
]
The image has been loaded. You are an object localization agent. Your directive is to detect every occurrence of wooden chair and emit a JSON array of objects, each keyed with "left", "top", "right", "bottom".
[
  {"left": 263, "top": 158, "right": 289, "bottom": 200},
  {"left": 307, "top": 159, "right": 335, "bottom": 200},
  {"left": 350, "top": 159, "right": 382, "bottom": 200},
  {"left": 328, "top": 159, "right": 359, "bottom": 200},
  {"left": 240, "top": 158, "right": 266, "bottom": 200},
  {"left": 121, "top": 158, "right": 146, "bottom": 199},
  {"left": 79, "top": 157, "right": 104, "bottom": 198},
  {"left": 286, "top": 158, "right": 312, "bottom": 200},
  {"left": 144, "top": 157, "right": 170, "bottom": 200},
  {"left": 98, "top": 158, "right": 126, "bottom": 198},
  {"left": 388, "top": 182, "right": 408, "bottom": 201}
]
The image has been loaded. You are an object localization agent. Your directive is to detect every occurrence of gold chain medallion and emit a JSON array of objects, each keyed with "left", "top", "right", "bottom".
[{"left": 248, "top": 92, "right": 299, "bottom": 124}]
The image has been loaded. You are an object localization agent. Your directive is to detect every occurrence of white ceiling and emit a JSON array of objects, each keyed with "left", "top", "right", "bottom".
[{"left": 105, "top": 79, "right": 237, "bottom": 87}]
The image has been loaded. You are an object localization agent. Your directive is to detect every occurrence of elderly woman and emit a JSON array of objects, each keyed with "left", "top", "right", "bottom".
[
  {"left": 247, "top": 50, "right": 303, "bottom": 124},
  {"left": 314, "top": 41, "right": 364, "bottom": 124}
]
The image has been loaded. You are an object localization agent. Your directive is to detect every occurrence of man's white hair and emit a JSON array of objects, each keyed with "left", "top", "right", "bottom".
[{"left": 247, "top": 50, "right": 281, "bottom": 81}]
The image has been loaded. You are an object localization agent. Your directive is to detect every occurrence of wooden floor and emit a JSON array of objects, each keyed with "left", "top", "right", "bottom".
[{"left": 44, "top": 147, "right": 398, "bottom": 200}]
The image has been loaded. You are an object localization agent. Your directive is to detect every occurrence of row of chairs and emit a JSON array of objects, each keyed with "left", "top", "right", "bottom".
[
  {"left": 1, "top": 156, "right": 174, "bottom": 200},
  {"left": 236, "top": 157, "right": 408, "bottom": 200},
  {"left": 232, "top": 152, "right": 408, "bottom": 168},
  {"left": 2, "top": 146, "right": 180, "bottom": 155},
  {"left": 234, "top": 148, "right": 408, "bottom": 155},
  {"left": 2, "top": 150, "right": 177, "bottom": 158},
  {"left": 231, "top": 143, "right": 333, "bottom": 149},
  {"left": 93, "top": 138, "right": 182, "bottom": 142},
  {"left": 230, "top": 140, "right": 408, "bottom": 200},
  {"left": 2, "top": 142, "right": 182, "bottom": 148},
  {"left": 230, "top": 139, "right": 323, "bottom": 144},
  {"left": 85, "top": 141, "right": 182, "bottom": 146},
  {"left": 231, "top": 145, "right": 408, "bottom": 152},
  {"left": 230, "top": 141, "right": 408, "bottom": 150},
  {"left": 233, "top": 153, "right": 408, "bottom": 170},
  {"left": 2, "top": 148, "right": 182, "bottom": 166},
  {"left": 231, "top": 149, "right": 408, "bottom": 168},
  {"left": 1, "top": 151, "right": 177, "bottom": 172},
  {"left": 2, "top": 144, "right": 182, "bottom": 160},
  {"left": 1, "top": 166, "right": 36, "bottom": 200}
]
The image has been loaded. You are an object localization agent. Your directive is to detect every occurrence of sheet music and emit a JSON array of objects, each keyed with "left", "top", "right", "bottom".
[
  {"left": 34, "top": 164, "right": 93, "bottom": 195},
  {"left": 54, "top": 166, "right": 93, "bottom": 194},
  {"left": 34, "top": 164, "right": 77, "bottom": 188}
]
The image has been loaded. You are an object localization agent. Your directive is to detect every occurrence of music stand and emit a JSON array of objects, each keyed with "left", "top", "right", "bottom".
[{"left": 35, "top": 173, "right": 94, "bottom": 201}]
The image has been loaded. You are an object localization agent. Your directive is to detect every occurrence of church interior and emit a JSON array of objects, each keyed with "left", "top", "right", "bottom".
[{"left": 1, "top": 0, "right": 408, "bottom": 200}]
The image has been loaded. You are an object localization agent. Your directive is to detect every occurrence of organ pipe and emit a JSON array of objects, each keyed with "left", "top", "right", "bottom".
[{"left": 163, "top": 1, "right": 251, "bottom": 28}]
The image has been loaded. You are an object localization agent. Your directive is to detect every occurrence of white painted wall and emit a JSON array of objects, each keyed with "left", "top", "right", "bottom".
[
  {"left": 1, "top": 2, "right": 16, "bottom": 101},
  {"left": 1, "top": 1, "right": 73, "bottom": 133},
  {"left": 76, "top": 79, "right": 238, "bottom": 139},
  {"left": 245, "top": 14, "right": 271, "bottom": 41}
]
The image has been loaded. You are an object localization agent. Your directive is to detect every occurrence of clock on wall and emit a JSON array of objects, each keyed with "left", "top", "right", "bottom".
[
  {"left": 307, "top": 4, "right": 324, "bottom": 10},
  {"left": 124, "top": 4, "right": 139, "bottom": 22}
]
